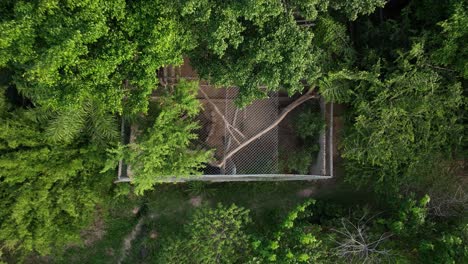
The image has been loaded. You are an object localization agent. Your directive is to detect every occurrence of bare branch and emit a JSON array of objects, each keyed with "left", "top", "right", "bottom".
[
  {"left": 212, "top": 89, "right": 317, "bottom": 167},
  {"left": 199, "top": 88, "right": 245, "bottom": 145},
  {"left": 332, "top": 213, "right": 392, "bottom": 263}
]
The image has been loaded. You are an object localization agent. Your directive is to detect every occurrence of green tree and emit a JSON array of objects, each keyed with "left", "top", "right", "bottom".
[
  {"left": 0, "top": 90, "right": 114, "bottom": 257},
  {"left": 341, "top": 53, "right": 463, "bottom": 193},
  {"left": 253, "top": 196, "right": 467, "bottom": 263},
  {"left": 382, "top": 195, "right": 468, "bottom": 263},
  {"left": 251, "top": 200, "right": 331, "bottom": 263},
  {"left": 430, "top": 1, "right": 468, "bottom": 78},
  {"left": 0, "top": 0, "right": 189, "bottom": 114},
  {"left": 120, "top": 80, "right": 211, "bottom": 194},
  {"left": 319, "top": 0, "right": 467, "bottom": 194},
  {"left": 180, "top": 0, "right": 384, "bottom": 106},
  {"left": 159, "top": 203, "right": 252, "bottom": 264}
]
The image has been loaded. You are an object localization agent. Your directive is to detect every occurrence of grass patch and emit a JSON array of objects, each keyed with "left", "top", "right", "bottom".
[
  {"left": 58, "top": 180, "right": 334, "bottom": 263},
  {"left": 58, "top": 195, "right": 142, "bottom": 264},
  {"left": 122, "top": 181, "right": 317, "bottom": 263}
]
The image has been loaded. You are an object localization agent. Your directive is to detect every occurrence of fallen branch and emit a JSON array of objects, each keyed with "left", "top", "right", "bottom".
[
  {"left": 332, "top": 213, "right": 392, "bottom": 263},
  {"left": 212, "top": 89, "right": 317, "bottom": 167}
]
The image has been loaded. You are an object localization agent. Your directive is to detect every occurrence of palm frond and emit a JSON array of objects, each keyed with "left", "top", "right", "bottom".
[
  {"left": 319, "top": 78, "right": 352, "bottom": 103},
  {"left": 45, "top": 106, "right": 87, "bottom": 144},
  {"left": 88, "top": 109, "right": 119, "bottom": 145}
]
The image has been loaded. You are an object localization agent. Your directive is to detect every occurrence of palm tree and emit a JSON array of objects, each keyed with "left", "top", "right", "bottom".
[{"left": 46, "top": 100, "right": 119, "bottom": 145}]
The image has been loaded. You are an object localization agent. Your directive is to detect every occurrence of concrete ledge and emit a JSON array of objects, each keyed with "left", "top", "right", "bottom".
[{"left": 114, "top": 174, "right": 332, "bottom": 183}]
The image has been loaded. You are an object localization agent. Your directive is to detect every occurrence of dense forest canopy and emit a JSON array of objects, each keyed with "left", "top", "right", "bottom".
[
  {"left": 0, "top": 0, "right": 466, "bottom": 262},
  {"left": 0, "top": 89, "right": 115, "bottom": 256},
  {"left": 0, "top": 0, "right": 387, "bottom": 111},
  {"left": 154, "top": 197, "right": 466, "bottom": 263},
  {"left": 0, "top": 0, "right": 191, "bottom": 114},
  {"left": 336, "top": 0, "right": 466, "bottom": 196}
]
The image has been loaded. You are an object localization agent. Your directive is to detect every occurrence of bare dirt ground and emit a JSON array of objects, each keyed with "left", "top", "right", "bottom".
[
  {"left": 117, "top": 217, "right": 144, "bottom": 264},
  {"left": 189, "top": 196, "right": 203, "bottom": 207},
  {"left": 81, "top": 208, "right": 106, "bottom": 246},
  {"left": 297, "top": 187, "right": 317, "bottom": 197}
]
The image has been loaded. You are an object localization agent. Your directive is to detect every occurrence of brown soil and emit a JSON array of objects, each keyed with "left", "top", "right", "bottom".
[
  {"left": 297, "top": 187, "right": 317, "bottom": 197},
  {"left": 80, "top": 208, "right": 106, "bottom": 247},
  {"left": 189, "top": 196, "right": 203, "bottom": 207},
  {"left": 118, "top": 217, "right": 144, "bottom": 264}
]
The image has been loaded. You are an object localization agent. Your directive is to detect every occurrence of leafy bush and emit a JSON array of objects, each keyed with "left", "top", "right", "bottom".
[
  {"left": 0, "top": 89, "right": 114, "bottom": 257},
  {"left": 281, "top": 104, "right": 325, "bottom": 174},
  {"left": 293, "top": 107, "right": 326, "bottom": 140},
  {"left": 280, "top": 145, "right": 320, "bottom": 174},
  {"left": 114, "top": 80, "right": 212, "bottom": 195},
  {"left": 158, "top": 204, "right": 252, "bottom": 263}
]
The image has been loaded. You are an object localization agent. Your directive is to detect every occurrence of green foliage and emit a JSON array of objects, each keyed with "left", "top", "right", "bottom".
[
  {"left": 341, "top": 47, "right": 463, "bottom": 194},
  {"left": 386, "top": 195, "right": 431, "bottom": 236},
  {"left": 46, "top": 100, "right": 119, "bottom": 145},
  {"left": 418, "top": 223, "right": 468, "bottom": 264},
  {"left": 182, "top": 0, "right": 383, "bottom": 106},
  {"left": 188, "top": 10, "right": 314, "bottom": 106},
  {"left": 319, "top": 69, "right": 379, "bottom": 103},
  {"left": 253, "top": 195, "right": 467, "bottom": 263},
  {"left": 293, "top": 107, "right": 325, "bottom": 140},
  {"left": 0, "top": 1, "right": 466, "bottom": 262},
  {"left": 0, "top": 109, "right": 44, "bottom": 151},
  {"left": 151, "top": 196, "right": 466, "bottom": 264},
  {"left": 0, "top": 90, "right": 113, "bottom": 256},
  {"left": 0, "top": 146, "right": 111, "bottom": 256},
  {"left": 318, "top": 78, "right": 352, "bottom": 103},
  {"left": 431, "top": 1, "right": 468, "bottom": 78},
  {"left": 281, "top": 105, "right": 324, "bottom": 174},
  {"left": 313, "top": 15, "right": 356, "bottom": 73},
  {"left": 328, "top": 0, "right": 386, "bottom": 20},
  {"left": 281, "top": 145, "right": 320, "bottom": 174},
  {"left": 381, "top": 195, "right": 468, "bottom": 263},
  {"left": 251, "top": 199, "right": 330, "bottom": 263},
  {"left": 159, "top": 203, "right": 252, "bottom": 264},
  {"left": 123, "top": 80, "right": 212, "bottom": 194},
  {"left": 0, "top": 0, "right": 189, "bottom": 114}
]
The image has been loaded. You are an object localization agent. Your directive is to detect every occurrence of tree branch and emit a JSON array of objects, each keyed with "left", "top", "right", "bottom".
[
  {"left": 212, "top": 89, "right": 317, "bottom": 167},
  {"left": 199, "top": 88, "right": 246, "bottom": 145}
]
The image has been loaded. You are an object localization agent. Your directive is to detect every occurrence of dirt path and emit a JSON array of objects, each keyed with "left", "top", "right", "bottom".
[{"left": 117, "top": 218, "right": 144, "bottom": 264}]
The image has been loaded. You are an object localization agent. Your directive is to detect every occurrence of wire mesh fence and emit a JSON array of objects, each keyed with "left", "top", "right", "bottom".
[
  {"left": 117, "top": 62, "right": 334, "bottom": 182},
  {"left": 196, "top": 85, "right": 331, "bottom": 177}
]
